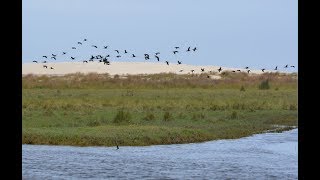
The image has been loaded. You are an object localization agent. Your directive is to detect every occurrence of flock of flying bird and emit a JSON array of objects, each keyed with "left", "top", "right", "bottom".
[{"left": 32, "top": 38, "right": 296, "bottom": 75}]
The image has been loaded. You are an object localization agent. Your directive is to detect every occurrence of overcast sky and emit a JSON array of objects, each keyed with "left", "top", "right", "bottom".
[{"left": 23, "top": 0, "right": 297, "bottom": 71}]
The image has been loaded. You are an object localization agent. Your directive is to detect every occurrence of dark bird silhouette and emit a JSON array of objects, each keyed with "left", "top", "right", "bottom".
[
  {"left": 32, "top": 60, "right": 38, "bottom": 63},
  {"left": 191, "top": 70, "right": 195, "bottom": 73},
  {"left": 42, "top": 56, "right": 47, "bottom": 58},
  {"left": 42, "top": 61, "right": 47, "bottom": 63},
  {"left": 124, "top": 50, "right": 128, "bottom": 53},
  {"left": 174, "top": 47, "right": 179, "bottom": 49},
  {"left": 52, "top": 54, "right": 57, "bottom": 57},
  {"left": 92, "top": 45, "right": 98, "bottom": 48},
  {"left": 71, "top": 57, "right": 75, "bottom": 60},
  {"left": 177, "top": 61, "right": 182, "bottom": 64},
  {"left": 90, "top": 55, "right": 95, "bottom": 60},
  {"left": 186, "top": 47, "right": 191, "bottom": 52},
  {"left": 218, "top": 67, "right": 222, "bottom": 72},
  {"left": 155, "top": 52, "right": 160, "bottom": 55},
  {"left": 83, "top": 60, "right": 88, "bottom": 63},
  {"left": 89, "top": 59, "right": 94, "bottom": 62},
  {"left": 115, "top": 50, "right": 119, "bottom": 54},
  {"left": 173, "top": 51, "right": 178, "bottom": 54},
  {"left": 106, "top": 55, "right": 110, "bottom": 57},
  {"left": 50, "top": 67, "right": 54, "bottom": 69},
  {"left": 78, "top": 42, "right": 82, "bottom": 45},
  {"left": 245, "top": 67, "right": 249, "bottom": 69},
  {"left": 104, "top": 46, "right": 108, "bottom": 49},
  {"left": 247, "top": 70, "right": 250, "bottom": 73},
  {"left": 145, "top": 56, "right": 149, "bottom": 60},
  {"left": 232, "top": 70, "right": 236, "bottom": 73},
  {"left": 116, "top": 55, "right": 121, "bottom": 58},
  {"left": 274, "top": 66, "right": 278, "bottom": 70},
  {"left": 166, "top": 61, "right": 169, "bottom": 65},
  {"left": 84, "top": 39, "right": 87, "bottom": 41},
  {"left": 72, "top": 47, "right": 76, "bottom": 49},
  {"left": 284, "top": 64, "right": 288, "bottom": 68},
  {"left": 193, "top": 47, "right": 197, "bottom": 51},
  {"left": 43, "top": 65, "right": 47, "bottom": 68},
  {"left": 207, "top": 75, "right": 210, "bottom": 78},
  {"left": 261, "top": 69, "right": 265, "bottom": 72},
  {"left": 116, "top": 145, "right": 119, "bottom": 150},
  {"left": 132, "top": 54, "right": 136, "bottom": 57},
  {"left": 155, "top": 55, "right": 160, "bottom": 61},
  {"left": 237, "top": 70, "right": 241, "bottom": 72},
  {"left": 291, "top": 65, "right": 295, "bottom": 68},
  {"left": 179, "top": 70, "right": 183, "bottom": 72},
  {"left": 201, "top": 68, "right": 205, "bottom": 72},
  {"left": 51, "top": 57, "right": 56, "bottom": 60},
  {"left": 62, "top": 52, "right": 66, "bottom": 55}
]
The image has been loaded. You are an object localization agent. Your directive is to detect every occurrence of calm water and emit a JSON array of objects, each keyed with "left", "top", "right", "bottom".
[{"left": 23, "top": 129, "right": 297, "bottom": 179}]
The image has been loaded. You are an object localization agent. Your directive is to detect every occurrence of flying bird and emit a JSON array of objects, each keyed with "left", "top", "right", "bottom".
[
  {"left": 77, "top": 42, "right": 82, "bottom": 45},
  {"left": 193, "top": 47, "right": 197, "bottom": 51},
  {"left": 32, "top": 60, "right": 38, "bottom": 63},
  {"left": 274, "top": 66, "right": 278, "bottom": 70},
  {"left": 177, "top": 61, "right": 182, "bottom": 64},
  {"left": 42, "top": 56, "right": 47, "bottom": 58},
  {"left": 84, "top": 39, "right": 87, "bottom": 41},
  {"left": 187, "top": 47, "right": 191, "bottom": 52},
  {"left": 237, "top": 70, "right": 241, "bottom": 72},
  {"left": 155, "top": 55, "right": 160, "bottom": 61},
  {"left": 247, "top": 70, "right": 250, "bottom": 73},
  {"left": 52, "top": 54, "right": 57, "bottom": 57},
  {"left": 71, "top": 57, "right": 75, "bottom": 60},
  {"left": 166, "top": 61, "right": 169, "bottom": 65},
  {"left": 42, "top": 61, "right": 47, "bottom": 63},
  {"left": 62, "top": 52, "right": 66, "bottom": 55},
  {"left": 51, "top": 57, "right": 56, "bottom": 60},
  {"left": 232, "top": 70, "right": 236, "bottom": 73},
  {"left": 72, "top": 47, "right": 76, "bottom": 49},
  {"left": 50, "top": 67, "right": 54, "bottom": 69},
  {"left": 124, "top": 50, "right": 128, "bottom": 53},
  {"left": 191, "top": 70, "right": 195, "bottom": 73},
  {"left": 43, "top": 65, "right": 47, "bottom": 68},
  {"left": 201, "top": 68, "right": 205, "bottom": 72},
  {"left": 218, "top": 67, "right": 222, "bottom": 72},
  {"left": 115, "top": 50, "right": 119, "bottom": 54},
  {"left": 155, "top": 52, "right": 160, "bottom": 55},
  {"left": 104, "top": 46, "right": 108, "bottom": 49},
  {"left": 116, "top": 55, "right": 121, "bottom": 58},
  {"left": 261, "top": 69, "right": 265, "bottom": 72},
  {"left": 179, "top": 70, "right": 183, "bottom": 72},
  {"left": 174, "top": 47, "right": 179, "bottom": 49},
  {"left": 284, "top": 64, "right": 288, "bottom": 68},
  {"left": 173, "top": 51, "right": 178, "bottom": 54},
  {"left": 245, "top": 67, "right": 249, "bottom": 69},
  {"left": 291, "top": 65, "right": 295, "bottom": 68},
  {"left": 92, "top": 45, "right": 98, "bottom": 48},
  {"left": 83, "top": 60, "right": 88, "bottom": 63},
  {"left": 132, "top": 54, "right": 136, "bottom": 57}
]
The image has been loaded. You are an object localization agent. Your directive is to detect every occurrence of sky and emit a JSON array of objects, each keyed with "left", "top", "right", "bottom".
[{"left": 23, "top": 0, "right": 297, "bottom": 71}]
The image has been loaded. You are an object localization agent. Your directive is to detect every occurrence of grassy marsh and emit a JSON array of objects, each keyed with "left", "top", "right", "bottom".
[{"left": 22, "top": 72, "right": 297, "bottom": 146}]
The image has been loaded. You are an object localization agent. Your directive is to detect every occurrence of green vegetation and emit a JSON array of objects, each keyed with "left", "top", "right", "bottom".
[{"left": 22, "top": 72, "right": 297, "bottom": 146}]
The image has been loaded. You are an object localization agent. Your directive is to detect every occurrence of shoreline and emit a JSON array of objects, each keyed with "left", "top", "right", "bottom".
[{"left": 22, "top": 126, "right": 297, "bottom": 147}]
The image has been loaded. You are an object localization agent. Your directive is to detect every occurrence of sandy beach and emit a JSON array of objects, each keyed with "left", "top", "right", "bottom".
[{"left": 22, "top": 61, "right": 277, "bottom": 76}]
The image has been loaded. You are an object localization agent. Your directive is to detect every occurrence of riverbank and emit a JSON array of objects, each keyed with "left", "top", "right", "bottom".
[{"left": 22, "top": 72, "right": 297, "bottom": 146}]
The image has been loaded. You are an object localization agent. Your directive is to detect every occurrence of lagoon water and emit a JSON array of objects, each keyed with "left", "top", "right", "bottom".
[{"left": 23, "top": 129, "right": 297, "bottom": 179}]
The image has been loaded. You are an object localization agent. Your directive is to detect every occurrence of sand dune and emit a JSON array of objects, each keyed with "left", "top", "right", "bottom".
[{"left": 22, "top": 61, "right": 276, "bottom": 76}]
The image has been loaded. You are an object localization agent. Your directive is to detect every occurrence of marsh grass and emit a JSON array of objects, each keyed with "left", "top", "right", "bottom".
[{"left": 22, "top": 72, "right": 297, "bottom": 146}]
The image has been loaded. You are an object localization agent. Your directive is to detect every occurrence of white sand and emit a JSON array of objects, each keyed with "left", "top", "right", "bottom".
[{"left": 22, "top": 61, "right": 276, "bottom": 76}]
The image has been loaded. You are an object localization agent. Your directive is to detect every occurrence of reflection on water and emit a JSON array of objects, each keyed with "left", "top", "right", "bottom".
[{"left": 23, "top": 129, "right": 297, "bottom": 179}]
